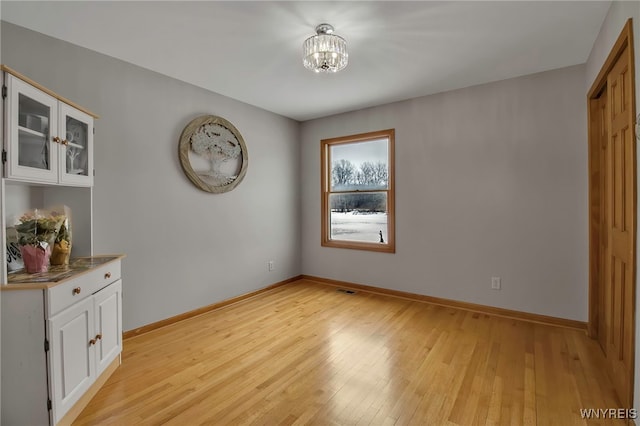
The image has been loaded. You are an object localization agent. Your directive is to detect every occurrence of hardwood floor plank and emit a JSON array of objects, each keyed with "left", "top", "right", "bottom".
[{"left": 74, "top": 280, "right": 627, "bottom": 425}]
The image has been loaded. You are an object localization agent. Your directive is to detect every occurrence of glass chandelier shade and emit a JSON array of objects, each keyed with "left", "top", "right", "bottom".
[{"left": 303, "top": 24, "right": 348, "bottom": 73}]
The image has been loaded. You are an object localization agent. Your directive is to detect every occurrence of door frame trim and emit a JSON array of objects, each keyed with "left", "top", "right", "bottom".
[{"left": 587, "top": 18, "right": 636, "bottom": 407}]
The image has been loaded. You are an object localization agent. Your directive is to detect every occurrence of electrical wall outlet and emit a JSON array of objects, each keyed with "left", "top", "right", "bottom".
[
  {"left": 491, "top": 276, "right": 501, "bottom": 290},
  {"left": 268, "top": 260, "right": 275, "bottom": 272}
]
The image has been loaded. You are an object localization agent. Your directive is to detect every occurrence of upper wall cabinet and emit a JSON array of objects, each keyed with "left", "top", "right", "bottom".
[{"left": 4, "top": 72, "right": 94, "bottom": 186}]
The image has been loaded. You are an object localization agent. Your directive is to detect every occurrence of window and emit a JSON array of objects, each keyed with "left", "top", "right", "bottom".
[{"left": 321, "top": 129, "right": 395, "bottom": 253}]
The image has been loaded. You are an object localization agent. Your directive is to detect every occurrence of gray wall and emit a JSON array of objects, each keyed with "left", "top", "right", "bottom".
[
  {"left": 584, "top": 0, "right": 640, "bottom": 412},
  {"left": 1, "top": 22, "right": 302, "bottom": 331},
  {"left": 301, "top": 64, "right": 588, "bottom": 322}
]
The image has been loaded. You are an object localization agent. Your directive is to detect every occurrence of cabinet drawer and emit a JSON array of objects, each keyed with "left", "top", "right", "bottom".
[{"left": 47, "top": 261, "right": 121, "bottom": 318}]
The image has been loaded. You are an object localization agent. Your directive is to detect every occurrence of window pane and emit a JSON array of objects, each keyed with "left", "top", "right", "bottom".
[
  {"left": 330, "top": 139, "right": 388, "bottom": 191},
  {"left": 329, "top": 192, "right": 388, "bottom": 243},
  {"left": 65, "top": 116, "right": 89, "bottom": 176},
  {"left": 18, "top": 94, "right": 51, "bottom": 170}
]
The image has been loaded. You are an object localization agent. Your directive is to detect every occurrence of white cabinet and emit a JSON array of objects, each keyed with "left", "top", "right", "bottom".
[
  {"left": 2, "top": 258, "right": 123, "bottom": 426},
  {"left": 4, "top": 72, "right": 94, "bottom": 186},
  {"left": 48, "top": 278, "right": 122, "bottom": 424},
  {"left": 0, "top": 66, "right": 115, "bottom": 426},
  {"left": 94, "top": 280, "right": 123, "bottom": 375},
  {"left": 48, "top": 296, "right": 96, "bottom": 422}
]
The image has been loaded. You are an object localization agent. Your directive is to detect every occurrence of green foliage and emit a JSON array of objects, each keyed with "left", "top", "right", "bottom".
[{"left": 15, "top": 211, "right": 65, "bottom": 246}]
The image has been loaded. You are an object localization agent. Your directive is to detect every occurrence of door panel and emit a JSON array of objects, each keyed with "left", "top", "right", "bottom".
[
  {"left": 590, "top": 20, "right": 636, "bottom": 410},
  {"left": 604, "top": 45, "right": 634, "bottom": 408},
  {"left": 94, "top": 280, "right": 122, "bottom": 376},
  {"left": 48, "top": 296, "right": 95, "bottom": 423},
  {"left": 597, "top": 89, "right": 608, "bottom": 352},
  {"left": 6, "top": 74, "right": 59, "bottom": 182}
]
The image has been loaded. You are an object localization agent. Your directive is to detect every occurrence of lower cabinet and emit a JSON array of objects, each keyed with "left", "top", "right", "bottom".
[
  {"left": 48, "top": 296, "right": 95, "bottom": 423},
  {"left": 48, "top": 279, "right": 122, "bottom": 424},
  {"left": 1, "top": 257, "right": 123, "bottom": 425},
  {"left": 94, "top": 280, "right": 123, "bottom": 375}
]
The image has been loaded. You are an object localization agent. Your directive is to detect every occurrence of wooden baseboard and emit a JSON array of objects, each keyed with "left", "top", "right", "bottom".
[
  {"left": 57, "top": 355, "right": 120, "bottom": 426},
  {"left": 124, "top": 274, "right": 587, "bottom": 339},
  {"left": 301, "top": 275, "right": 588, "bottom": 331},
  {"left": 123, "top": 275, "right": 303, "bottom": 339}
]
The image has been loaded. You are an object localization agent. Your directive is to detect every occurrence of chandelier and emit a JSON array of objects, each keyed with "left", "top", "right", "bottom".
[{"left": 303, "top": 23, "right": 348, "bottom": 73}]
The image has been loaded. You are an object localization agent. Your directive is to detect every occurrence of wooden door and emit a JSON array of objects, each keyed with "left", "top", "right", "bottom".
[
  {"left": 588, "top": 19, "right": 636, "bottom": 410},
  {"left": 604, "top": 44, "right": 635, "bottom": 408}
]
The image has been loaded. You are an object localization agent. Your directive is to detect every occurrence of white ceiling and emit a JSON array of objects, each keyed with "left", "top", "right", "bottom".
[{"left": 1, "top": 1, "right": 611, "bottom": 121}]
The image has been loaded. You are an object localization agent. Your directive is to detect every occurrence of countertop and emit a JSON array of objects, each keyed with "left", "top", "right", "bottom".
[{"left": 1, "top": 254, "right": 124, "bottom": 289}]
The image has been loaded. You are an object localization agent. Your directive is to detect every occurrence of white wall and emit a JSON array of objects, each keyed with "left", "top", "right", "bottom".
[
  {"left": 301, "top": 64, "right": 588, "bottom": 322},
  {"left": 585, "top": 0, "right": 640, "bottom": 412},
  {"left": 0, "top": 22, "right": 302, "bottom": 331}
]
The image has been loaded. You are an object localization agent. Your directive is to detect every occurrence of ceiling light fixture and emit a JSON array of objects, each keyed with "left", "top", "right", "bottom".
[{"left": 303, "top": 23, "right": 348, "bottom": 73}]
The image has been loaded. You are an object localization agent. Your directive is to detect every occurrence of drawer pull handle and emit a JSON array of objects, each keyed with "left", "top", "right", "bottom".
[
  {"left": 72, "top": 287, "right": 81, "bottom": 295},
  {"left": 104, "top": 272, "right": 112, "bottom": 279},
  {"left": 89, "top": 334, "right": 102, "bottom": 346}
]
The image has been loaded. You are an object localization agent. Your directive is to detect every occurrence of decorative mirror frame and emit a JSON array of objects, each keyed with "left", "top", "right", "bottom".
[{"left": 178, "top": 115, "right": 249, "bottom": 193}]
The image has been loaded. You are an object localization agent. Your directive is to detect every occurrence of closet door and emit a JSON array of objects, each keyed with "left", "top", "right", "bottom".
[{"left": 603, "top": 44, "right": 635, "bottom": 409}]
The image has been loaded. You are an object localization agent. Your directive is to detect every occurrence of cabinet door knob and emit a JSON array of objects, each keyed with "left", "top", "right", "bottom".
[
  {"left": 52, "top": 136, "right": 61, "bottom": 144},
  {"left": 95, "top": 333, "right": 102, "bottom": 341},
  {"left": 89, "top": 338, "right": 96, "bottom": 346},
  {"left": 72, "top": 287, "right": 81, "bottom": 295},
  {"left": 104, "top": 272, "right": 112, "bottom": 279},
  {"left": 61, "top": 139, "right": 69, "bottom": 146}
]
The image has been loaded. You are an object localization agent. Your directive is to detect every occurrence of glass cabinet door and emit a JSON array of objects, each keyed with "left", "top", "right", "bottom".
[
  {"left": 6, "top": 74, "right": 59, "bottom": 182},
  {"left": 59, "top": 103, "right": 93, "bottom": 186}
]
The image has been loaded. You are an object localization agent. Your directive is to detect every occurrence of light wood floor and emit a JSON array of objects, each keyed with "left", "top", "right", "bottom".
[{"left": 75, "top": 279, "right": 624, "bottom": 425}]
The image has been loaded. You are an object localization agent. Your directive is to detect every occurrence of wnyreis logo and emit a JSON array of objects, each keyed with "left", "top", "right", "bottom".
[{"left": 580, "top": 408, "right": 637, "bottom": 419}]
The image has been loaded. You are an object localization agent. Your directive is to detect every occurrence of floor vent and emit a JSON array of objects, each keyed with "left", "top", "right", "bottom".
[{"left": 337, "top": 288, "right": 357, "bottom": 295}]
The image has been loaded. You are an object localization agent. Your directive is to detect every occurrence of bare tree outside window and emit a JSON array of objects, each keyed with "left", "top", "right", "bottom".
[{"left": 332, "top": 159, "right": 356, "bottom": 189}]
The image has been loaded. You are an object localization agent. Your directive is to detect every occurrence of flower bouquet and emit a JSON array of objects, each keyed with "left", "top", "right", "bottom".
[{"left": 14, "top": 208, "right": 67, "bottom": 273}]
